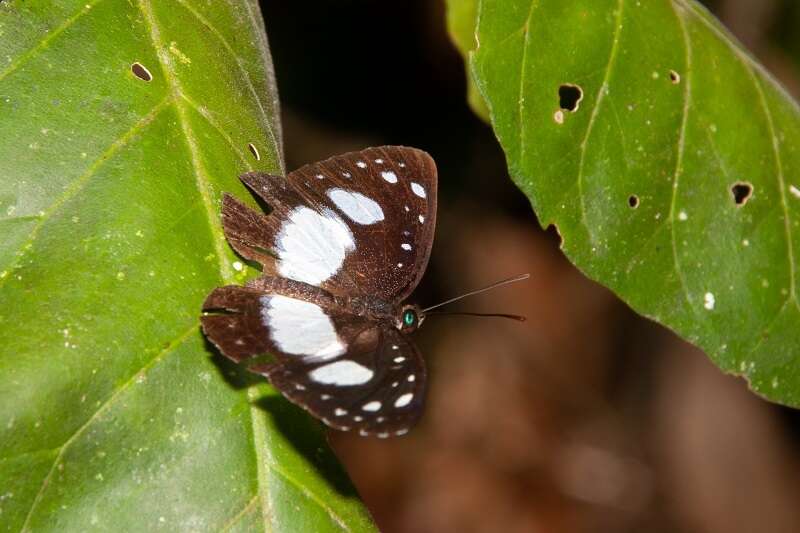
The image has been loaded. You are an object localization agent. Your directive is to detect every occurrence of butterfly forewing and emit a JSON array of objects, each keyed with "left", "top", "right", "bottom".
[
  {"left": 288, "top": 146, "right": 437, "bottom": 301},
  {"left": 223, "top": 146, "right": 436, "bottom": 301}
]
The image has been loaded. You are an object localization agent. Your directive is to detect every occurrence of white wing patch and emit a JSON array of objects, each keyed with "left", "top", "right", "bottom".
[
  {"left": 275, "top": 206, "right": 355, "bottom": 285},
  {"left": 260, "top": 295, "right": 345, "bottom": 360},
  {"left": 381, "top": 170, "right": 398, "bottom": 184},
  {"left": 410, "top": 182, "right": 426, "bottom": 198},
  {"left": 327, "top": 188, "right": 384, "bottom": 225},
  {"left": 309, "top": 360, "right": 374, "bottom": 386},
  {"left": 362, "top": 401, "right": 382, "bottom": 412},
  {"left": 395, "top": 393, "right": 413, "bottom": 408}
]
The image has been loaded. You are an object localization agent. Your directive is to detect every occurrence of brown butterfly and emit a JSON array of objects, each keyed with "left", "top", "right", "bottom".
[{"left": 201, "top": 147, "right": 437, "bottom": 438}]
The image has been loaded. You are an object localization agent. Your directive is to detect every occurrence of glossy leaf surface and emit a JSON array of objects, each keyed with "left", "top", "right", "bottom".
[
  {"left": 0, "top": 1, "right": 375, "bottom": 530},
  {"left": 449, "top": 0, "right": 800, "bottom": 406}
]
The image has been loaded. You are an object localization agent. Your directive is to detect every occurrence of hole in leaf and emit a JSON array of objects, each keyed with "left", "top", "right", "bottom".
[
  {"left": 731, "top": 182, "right": 753, "bottom": 206},
  {"left": 546, "top": 223, "right": 563, "bottom": 246},
  {"left": 558, "top": 84, "right": 583, "bottom": 112},
  {"left": 669, "top": 70, "right": 680, "bottom": 84},
  {"left": 248, "top": 143, "right": 260, "bottom": 161},
  {"left": 628, "top": 195, "right": 639, "bottom": 208},
  {"left": 131, "top": 62, "right": 153, "bottom": 82}
]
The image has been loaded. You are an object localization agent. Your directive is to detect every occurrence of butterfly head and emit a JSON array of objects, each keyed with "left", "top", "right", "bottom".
[{"left": 396, "top": 304, "right": 425, "bottom": 334}]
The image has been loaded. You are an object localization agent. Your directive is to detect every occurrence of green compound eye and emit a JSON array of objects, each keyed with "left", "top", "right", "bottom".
[{"left": 403, "top": 310, "right": 416, "bottom": 326}]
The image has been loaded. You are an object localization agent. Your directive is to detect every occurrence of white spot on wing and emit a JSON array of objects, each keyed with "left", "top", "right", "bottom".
[
  {"left": 418, "top": 215, "right": 425, "bottom": 223},
  {"left": 276, "top": 206, "right": 354, "bottom": 285},
  {"left": 393, "top": 356, "right": 405, "bottom": 363},
  {"left": 394, "top": 393, "right": 413, "bottom": 408},
  {"left": 362, "top": 401, "right": 382, "bottom": 412},
  {"left": 356, "top": 161, "right": 367, "bottom": 168},
  {"left": 374, "top": 158, "right": 384, "bottom": 164},
  {"left": 410, "top": 182, "right": 426, "bottom": 198},
  {"left": 327, "top": 188, "right": 384, "bottom": 225},
  {"left": 309, "top": 360, "right": 374, "bottom": 386},
  {"left": 334, "top": 408, "right": 348, "bottom": 416},
  {"left": 261, "top": 295, "right": 346, "bottom": 360},
  {"left": 401, "top": 243, "right": 412, "bottom": 251},
  {"left": 381, "top": 170, "right": 398, "bottom": 183}
]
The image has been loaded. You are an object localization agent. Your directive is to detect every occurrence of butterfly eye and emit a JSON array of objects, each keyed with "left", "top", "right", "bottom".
[{"left": 403, "top": 310, "right": 416, "bottom": 326}]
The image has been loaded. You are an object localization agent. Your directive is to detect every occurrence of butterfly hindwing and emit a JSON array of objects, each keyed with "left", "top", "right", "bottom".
[
  {"left": 268, "top": 326, "right": 426, "bottom": 437},
  {"left": 201, "top": 278, "right": 426, "bottom": 435},
  {"left": 202, "top": 277, "right": 357, "bottom": 368}
]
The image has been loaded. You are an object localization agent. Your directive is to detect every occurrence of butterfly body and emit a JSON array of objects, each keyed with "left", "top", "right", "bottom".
[{"left": 201, "top": 146, "right": 436, "bottom": 437}]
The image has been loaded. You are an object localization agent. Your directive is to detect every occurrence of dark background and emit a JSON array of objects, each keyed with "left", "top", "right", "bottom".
[{"left": 258, "top": 1, "right": 800, "bottom": 531}]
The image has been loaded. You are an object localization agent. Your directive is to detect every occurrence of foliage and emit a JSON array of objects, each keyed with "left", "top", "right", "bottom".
[
  {"left": 447, "top": 0, "right": 800, "bottom": 407},
  {"left": 0, "top": 1, "right": 375, "bottom": 530}
]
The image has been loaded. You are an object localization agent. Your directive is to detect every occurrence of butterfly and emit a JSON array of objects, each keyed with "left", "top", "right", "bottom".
[{"left": 201, "top": 146, "right": 437, "bottom": 438}]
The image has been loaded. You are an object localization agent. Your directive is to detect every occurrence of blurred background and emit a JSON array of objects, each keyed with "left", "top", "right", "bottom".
[{"left": 258, "top": 1, "right": 800, "bottom": 531}]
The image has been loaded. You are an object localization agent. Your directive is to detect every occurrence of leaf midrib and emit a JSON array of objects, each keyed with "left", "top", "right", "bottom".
[{"left": 136, "top": 2, "right": 276, "bottom": 532}]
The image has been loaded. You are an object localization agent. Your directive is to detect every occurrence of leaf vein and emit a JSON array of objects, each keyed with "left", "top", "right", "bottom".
[
  {"left": 136, "top": 2, "right": 276, "bottom": 531},
  {"left": 173, "top": 0, "right": 283, "bottom": 170},
  {"left": 220, "top": 494, "right": 260, "bottom": 532},
  {"left": 0, "top": 0, "right": 104, "bottom": 83},
  {"left": 747, "top": 61, "right": 798, "bottom": 314},
  {"left": 667, "top": 1, "right": 697, "bottom": 314},
  {"left": 0, "top": 96, "right": 171, "bottom": 291},
  {"left": 179, "top": 92, "right": 250, "bottom": 167},
  {"left": 517, "top": 0, "right": 540, "bottom": 162},
  {"left": 574, "top": 0, "right": 625, "bottom": 245},
  {"left": 268, "top": 462, "right": 352, "bottom": 532},
  {"left": 18, "top": 324, "right": 197, "bottom": 532}
]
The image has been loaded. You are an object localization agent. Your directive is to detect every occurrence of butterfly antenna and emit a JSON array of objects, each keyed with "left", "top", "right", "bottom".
[
  {"left": 425, "top": 311, "right": 527, "bottom": 322},
  {"left": 422, "top": 273, "right": 530, "bottom": 314}
]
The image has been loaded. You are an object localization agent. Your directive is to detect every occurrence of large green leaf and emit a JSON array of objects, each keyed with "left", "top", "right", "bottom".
[
  {"left": 0, "top": 1, "right": 375, "bottom": 530},
  {"left": 448, "top": 0, "right": 800, "bottom": 407},
  {"left": 444, "top": 0, "right": 490, "bottom": 122}
]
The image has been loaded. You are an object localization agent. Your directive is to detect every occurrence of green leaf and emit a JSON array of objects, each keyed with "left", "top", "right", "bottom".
[
  {"left": 0, "top": 1, "right": 375, "bottom": 530},
  {"left": 445, "top": 0, "right": 490, "bottom": 122},
  {"left": 449, "top": 0, "right": 800, "bottom": 407}
]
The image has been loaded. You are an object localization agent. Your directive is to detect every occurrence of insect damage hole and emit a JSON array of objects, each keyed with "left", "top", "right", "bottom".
[
  {"left": 731, "top": 181, "right": 753, "bottom": 207},
  {"left": 628, "top": 195, "right": 639, "bottom": 208},
  {"left": 248, "top": 142, "right": 260, "bottom": 161},
  {"left": 558, "top": 84, "right": 583, "bottom": 112},
  {"left": 131, "top": 62, "right": 153, "bottom": 82}
]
